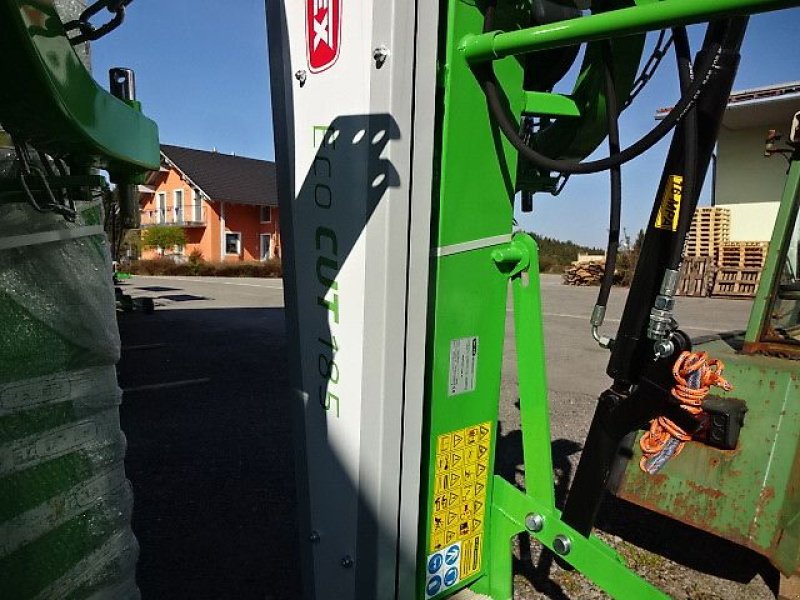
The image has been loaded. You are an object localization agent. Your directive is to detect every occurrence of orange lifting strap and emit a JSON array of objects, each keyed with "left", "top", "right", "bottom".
[{"left": 640, "top": 350, "right": 733, "bottom": 474}]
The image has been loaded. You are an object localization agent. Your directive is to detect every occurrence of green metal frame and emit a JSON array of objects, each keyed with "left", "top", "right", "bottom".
[
  {"left": 0, "top": 0, "right": 159, "bottom": 181},
  {"left": 462, "top": 0, "right": 799, "bottom": 63},
  {"left": 417, "top": 0, "right": 800, "bottom": 598}
]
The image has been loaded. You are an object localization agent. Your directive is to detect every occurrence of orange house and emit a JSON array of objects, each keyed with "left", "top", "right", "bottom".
[{"left": 139, "top": 145, "right": 280, "bottom": 262}]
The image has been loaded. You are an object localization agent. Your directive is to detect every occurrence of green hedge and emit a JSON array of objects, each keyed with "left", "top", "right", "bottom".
[{"left": 127, "top": 258, "right": 282, "bottom": 278}]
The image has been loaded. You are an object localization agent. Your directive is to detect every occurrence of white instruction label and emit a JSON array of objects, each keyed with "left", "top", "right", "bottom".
[{"left": 448, "top": 337, "right": 478, "bottom": 396}]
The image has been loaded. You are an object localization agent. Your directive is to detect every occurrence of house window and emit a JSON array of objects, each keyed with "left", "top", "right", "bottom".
[
  {"left": 225, "top": 232, "right": 241, "bottom": 255},
  {"left": 260, "top": 233, "right": 272, "bottom": 260},
  {"left": 193, "top": 190, "right": 203, "bottom": 222},
  {"left": 157, "top": 192, "right": 166, "bottom": 223},
  {"left": 260, "top": 206, "right": 272, "bottom": 223},
  {"left": 174, "top": 189, "right": 184, "bottom": 223}
]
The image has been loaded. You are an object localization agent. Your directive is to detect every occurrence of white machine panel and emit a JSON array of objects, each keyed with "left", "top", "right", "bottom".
[{"left": 267, "top": 1, "right": 440, "bottom": 597}]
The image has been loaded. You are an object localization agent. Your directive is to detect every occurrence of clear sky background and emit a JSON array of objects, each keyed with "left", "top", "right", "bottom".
[{"left": 92, "top": 2, "right": 800, "bottom": 247}]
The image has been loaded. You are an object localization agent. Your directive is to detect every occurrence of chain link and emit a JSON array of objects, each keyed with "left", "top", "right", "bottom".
[
  {"left": 64, "top": 0, "right": 133, "bottom": 45},
  {"left": 624, "top": 30, "right": 674, "bottom": 109}
]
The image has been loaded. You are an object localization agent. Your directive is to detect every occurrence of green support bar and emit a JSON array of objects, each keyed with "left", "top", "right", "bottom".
[
  {"left": 471, "top": 235, "right": 668, "bottom": 600},
  {"left": 745, "top": 155, "right": 800, "bottom": 343},
  {"left": 462, "top": 0, "right": 800, "bottom": 63}
]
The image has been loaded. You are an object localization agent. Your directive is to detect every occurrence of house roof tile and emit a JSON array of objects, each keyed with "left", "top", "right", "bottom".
[{"left": 161, "top": 144, "right": 277, "bottom": 206}]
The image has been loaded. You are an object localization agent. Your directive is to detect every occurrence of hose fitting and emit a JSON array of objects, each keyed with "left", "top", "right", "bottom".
[
  {"left": 590, "top": 304, "right": 614, "bottom": 349},
  {"left": 648, "top": 269, "right": 680, "bottom": 358}
]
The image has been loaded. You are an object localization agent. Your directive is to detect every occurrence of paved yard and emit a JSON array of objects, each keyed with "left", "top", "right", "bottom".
[
  {"left": 116, "top": 274, "right": 776, "bottom": 599},
  {"left": 116, "top": 276, "right": 297, "bottom": 599}
]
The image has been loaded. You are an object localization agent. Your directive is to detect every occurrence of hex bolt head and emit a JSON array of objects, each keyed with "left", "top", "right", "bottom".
[
  {"left": 308, "top": 530, "right": 320, "bottom": 543},
  {"left": 553, "top": 534, "right": 572, "bottom": 555},
  {"left": 373, "top": 45, "right": 390, "bottom": 67},
  {"left": 525, "top": 513, "right": 544, "bottom": 533},
  {"left": 294, "top": 69, "right": 307, "bottom": 86},
  {"left": 341, "top": 555, "right": 354, "bottom": 568}
]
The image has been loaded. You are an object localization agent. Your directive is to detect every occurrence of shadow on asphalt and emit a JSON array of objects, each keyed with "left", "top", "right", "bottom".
[
  {"left": 156, "top": 293, "right": 209, "bottom": 302},
  {"left": 134, "top": 285, "right": 182, "bottom": 292},
  {"left": 117, "top": 307, "right": 301, "bottom": 600}
]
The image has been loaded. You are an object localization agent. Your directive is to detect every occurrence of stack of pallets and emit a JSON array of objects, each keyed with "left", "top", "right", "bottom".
[
  {"left": 677, "top": 256, "right": 715, "bottom": 297},
  {"left": 717, "top": 241, "right": 770, "bottom": 269},
  {"left": 711, "top": 241, "right": 770, "bottom": 298},
  {"left": 677, "top": 208, "right": 730, "bottom": 296},
  {"left": 684, "top": 207, "right": 731, "bottom": 259}
]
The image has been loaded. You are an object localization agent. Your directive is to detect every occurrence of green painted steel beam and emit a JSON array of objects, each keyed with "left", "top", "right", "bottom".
[
  {"left": 523, "top": 92, "right": 580, "bottom": 118},
  {"left": 462, "top": 0, "right": 800, "bottom": 63},
  {"left": 0, "top": 0, "right": 160, "bottom": 178},
  {"left": 506, "top": 236, "right": 556, "bottom": 513},
  {"left": 471, "top": 235, "right": 668, "bottom": 599},
  {"left": 745, "top": 154, "right": 800, "bottom": 343},
  {"left": 476, "top": 477, "right": 669, "bottom": 599}
]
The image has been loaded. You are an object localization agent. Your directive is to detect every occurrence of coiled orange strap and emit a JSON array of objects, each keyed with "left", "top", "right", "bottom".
[{"left": 639, "top": 350, "right": 733, "bottom": 473}]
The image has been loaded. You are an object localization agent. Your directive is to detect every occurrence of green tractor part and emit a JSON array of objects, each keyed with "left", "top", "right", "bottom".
[
  {"left": 0, "top": 0, "right": 159, "bottom": 227},
  {"left": 0, "top": 0, "right": 159, "bottom": 178},
  {"left": 617, "top": 124, "right": 800, "bottom": 577},
  {"left": 267, "top": 0, "right": 800, "bottom": 598},
  {"left": 417, "top": 1, "right": 800, "bottom": 598}
]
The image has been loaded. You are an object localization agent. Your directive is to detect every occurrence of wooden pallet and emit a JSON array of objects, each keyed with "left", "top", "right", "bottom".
[
  {"left": 677, "top": 256, "right": 714, "bottom": 297},
  {"left": 684, "top": 207, "right": 731, "bottom": 259},
  {"left": 718, "top": 241, "right": 769, "bottom": 269},
  {"left": 711, "top": 267, "right": 762, "bottom": 298}
]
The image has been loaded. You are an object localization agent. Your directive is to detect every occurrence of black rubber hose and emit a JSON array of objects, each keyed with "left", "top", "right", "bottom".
[
  {"left": 667, "top": 26, "right": 698, "bottom": 271},
  {"left": 595, "top": 40, "right": 621, "bottom": 309},
  {"left": 477, "top": 9, "right": 722, "bottom": 175}
]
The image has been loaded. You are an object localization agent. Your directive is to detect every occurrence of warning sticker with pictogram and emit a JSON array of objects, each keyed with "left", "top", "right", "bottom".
[{"left": 428, "top": 421, "right": 492, "bottom": 596}]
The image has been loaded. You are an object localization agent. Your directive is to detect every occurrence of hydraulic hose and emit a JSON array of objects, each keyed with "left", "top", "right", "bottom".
[
  {"left": 667, "top": 26, "right": 699, "bottom": 271},
  {"left": 591, "top": 41, "right": 622, "bottom": 347},
  {"left": 595, "top": 42, "right": 621, "bottom": 311},
  {"left": 477, "top": 7, "right": 722, "bottom": 175},
  {"left": 646, "top": 26, "right": 699, "bottom": 353}
]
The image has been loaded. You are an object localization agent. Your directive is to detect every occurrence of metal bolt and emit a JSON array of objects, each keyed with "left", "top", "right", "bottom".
[
  {"left": 308, "top": 530, "right": 320, "bottom": 543},
  {"left": 294, "top": 70, "right": 307, "bottom": 86},
  {"left": 653, "top": 339, "right": 675, "bottom": 360},
  {"left": 373, "top": 45, "right": 390, "bottom": 67},
  {"left": 553, "top": 535, "right": 572, "bottom": 555},
  {"left": 341, "top": 555, "right": 354, "bottom": 568},
  {"left": 525, "top": 513, "right": 544, "bottom": 533}
]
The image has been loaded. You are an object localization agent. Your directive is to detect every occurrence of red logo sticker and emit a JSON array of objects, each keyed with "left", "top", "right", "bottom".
[{"left": 306, "top": 0, "right": 341, "bottom": 73}]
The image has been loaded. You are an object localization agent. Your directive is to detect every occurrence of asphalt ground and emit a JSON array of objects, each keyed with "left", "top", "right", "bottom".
[{"left": 115, "top": 274, "right": 776, "bottom": 599}]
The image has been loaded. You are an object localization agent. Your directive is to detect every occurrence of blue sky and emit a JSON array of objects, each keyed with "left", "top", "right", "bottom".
[{"left": 92, "top": 2, "right": 800, "bottom": 247}]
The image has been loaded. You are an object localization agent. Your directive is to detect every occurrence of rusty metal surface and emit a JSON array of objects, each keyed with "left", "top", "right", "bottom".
[
  {"left": 743, "top": 340, "right": 800, "bottom": 360},
  {"left": 617, "top": 337, "right": 800, "bottom": 574}
]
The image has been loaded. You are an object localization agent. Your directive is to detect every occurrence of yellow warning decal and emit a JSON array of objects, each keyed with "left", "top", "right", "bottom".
[
  {"left": 654, "top": 175, "right": 683, "bottom": 232},
  {"left": 430, "top": 422, "right": 492, "bottom": 555},
  {"left": 461, "top": 533, "right": 483, "bottom": 578}
]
